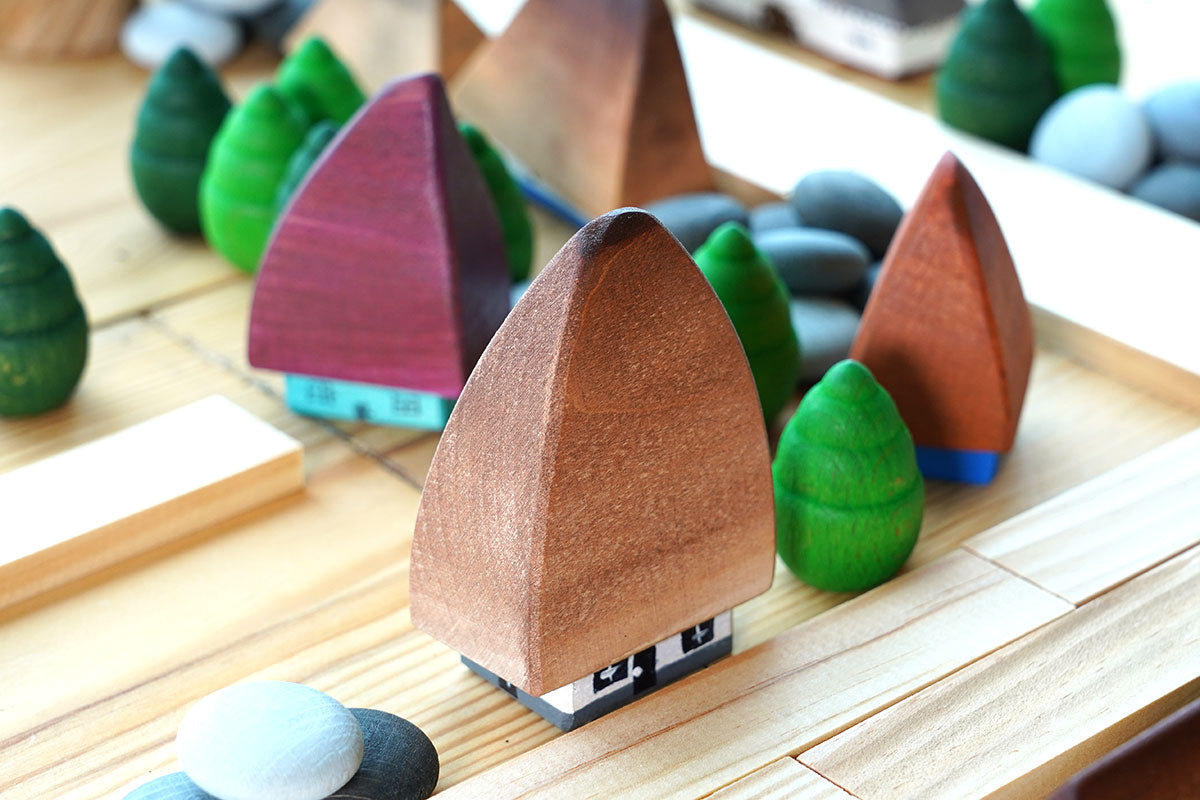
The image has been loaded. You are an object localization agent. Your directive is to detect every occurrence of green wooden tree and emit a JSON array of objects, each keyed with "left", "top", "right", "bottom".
[
  {"left": 694, "top": 222, "right": 800, "bottom": 422},
  {"left": 0, "top": 208, "right": 88, "bottom": 416},
  {"left": 277, "top": 36, "right": 366, "bottom": 126},
  {"left": 131, "top": 47, "right": 232, "bottom": 234},
  {"left": 1031, "top": 0, "right": 1121, "bottom": 93},
  {"left": 936, "top": 0, "right": 1060, "bottom": 151},
  {"left": 200, "top": 84, "right": 309, "bottom": 273},
  {"left": 274, "top": 120, "right": 339, "bottom": 215},
  {"left": 773, "top": 359, "right": 923, "bottom": 592},
  {"left": 459, "top": 122, "right": 534, "bottom": 282}
]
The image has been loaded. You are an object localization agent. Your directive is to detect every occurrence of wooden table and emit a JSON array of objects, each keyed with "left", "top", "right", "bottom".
[{"left": 3, "top": 5, "right": 1200, "bottom": 799}]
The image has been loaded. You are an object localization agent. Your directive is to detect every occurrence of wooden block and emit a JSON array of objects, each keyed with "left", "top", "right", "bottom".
[
  {"left": 431, "top": 550, "right": 1070, "bottom": 799},
  {"left": 708, "top": 758, "right": 855, "bottom": 800},
  {"left": 451, "top": 0, "right": 714, "bottom": 218},
  {"left": 248, "top": 73, "right": 510, "bottom": 403},
  {"left": 0, "top": 396, "right": 303, "bottom": 610},
  {"left": 410, "top": 209, "right": 773, "bottom": 700},
  {"left": 967, "top": 426, "right": 1200, "bottom": 604},
  {"left": 0, "top": 0, "right": 133, "bottom": 59},
  {"left": 850, "top": 152, "right": 1034, "bottom": 482},
  {"left": 801, "top": 544, "right": 1200, "bottom": 800},
  {"left": 285, "top": 0, "right": 484, "bottom": 92}
]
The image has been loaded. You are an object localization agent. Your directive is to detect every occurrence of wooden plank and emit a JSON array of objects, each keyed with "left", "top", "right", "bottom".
[
  {"left": 707, "top": 759, "right": 855, "bottom": 800},
  {"left": 429, "top": 550, "right": 1069, "bottom": 799},
  {"left": 967, "top": 427, "right": 1200, "bottom": 604},
  {"left": 801, "top": 543, "right": 1200, "bottom": 800},
  {"left": 0, "top": 396, "right": 303, "bottom": 610}
]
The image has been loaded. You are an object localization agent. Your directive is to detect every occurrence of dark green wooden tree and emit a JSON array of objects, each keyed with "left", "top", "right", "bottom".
[
  {"left": 0, "top": 209, "right": 88, "bottom": 416},
  {"left": 459, "top": 122, "right": 533, "bottom": 282},
  {"left": 200, "top": 85, "right": 309, "bottom": 273},
  {"left": 694, "top": 222, "right": 800, "bottom": 422},
  {"left": 274, "top": 120, "right": 339, "bottom": 215},
  {"left": 131, "top": 48, "right": 231, "bottom": 234},
  {"left": 936, "top": 0, "right": 1060, "bottom": 151},
  {"left": 773, "top": 359, "right": 923, "bottom": 592},
  {"left": 1031, "top": 0, "right": 1121, "bottom": 92},
  {"left": 277, "top": 36, "right": 366, "bottom": 126}
]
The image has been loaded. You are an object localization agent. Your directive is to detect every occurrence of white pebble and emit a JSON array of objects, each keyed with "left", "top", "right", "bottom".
[
  {"left": 1030, "top": 85, "right": 1153, "bottom": 191},
  {"left": 121, "top": 2, "right": 243, "bottom": 69}
]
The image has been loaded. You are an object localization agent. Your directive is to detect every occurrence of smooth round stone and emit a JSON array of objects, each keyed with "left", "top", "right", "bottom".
[
  {"left": 328, "top": 709, "right": 439, "bottom": 800},
  {"left": 1129, "top": 163, "right": 1200, "bottom": 223},
  {"left": 789, "top": 297, "right": 861, "bottom": 382},
  {"left": 748, "top": 201, "right": 802, "bottom": 234},
  {"left": 177, "top": 682, "right": 364, "bottom": 800},
  {"left": 1030, "top": 85, "right": 1154, "bottom": 191},
  {"left": 755, "top": 227, "right": 871, "bottom": 296},
  {"left": 510, "top": 279, "right": 531, "bottom": 309},
  {"left": 249, "top": 0, "right": 316, "bottom": 51},
  {"left": 185, "top": 0, "right": 284, "bottom": 14},
  {"left": 790, "top": 171, "right": 903, "bottom": 258},
  {"left": 121, "top": 2, "right": 243, "bottom": 69},
  {"left": 1144, "top": 82, "right": 1200, "bottom": 163},
  {"left": 849, "top": 261, "right": 882, "bottom": 311},
  {"left": 125, "top": 772, "right": 216, "bottom": 800},
  {"left": 644, "top": 192, "right": 749, "bottom": 252}
]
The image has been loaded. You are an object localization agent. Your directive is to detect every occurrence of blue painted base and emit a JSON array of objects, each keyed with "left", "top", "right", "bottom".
[
  {"left": 284, "top": 374, "right": 455, "bottom": 431},
  {"left": 915, "top": 446, "right": 1001, "bottom": 485}
]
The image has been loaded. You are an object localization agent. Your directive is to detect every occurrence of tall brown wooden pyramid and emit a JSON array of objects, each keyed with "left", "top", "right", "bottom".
[
  {"left": 451, "top": 0, "right": 713, "bottom": 218},
  {"left": 850, "top": 152, "right": 1034, "bottom": 455},
  {"left": 410, "top": 209, "right": 774, "bottom": 697}
]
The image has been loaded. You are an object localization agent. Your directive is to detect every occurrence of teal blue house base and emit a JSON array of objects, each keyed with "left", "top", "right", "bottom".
[
  {"left": 285, "top": 374, "right": 456, "bottom": 431},
  {"left": 915, "top": 446, "right": 1000, "bottom": 485}
]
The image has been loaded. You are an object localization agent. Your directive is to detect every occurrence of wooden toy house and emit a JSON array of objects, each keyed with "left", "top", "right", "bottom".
[
  {"left": 850, "top": 152, "right": 1034, "bottom": 484},
  {"left": 410, "top": 209, "right": 776, "bottom": 730},
  {"left": 451, "top": 0, "right": 714, "bottom": 224},
  {"left": 247, "top": 73, "right": 510, "bottom": 430}
]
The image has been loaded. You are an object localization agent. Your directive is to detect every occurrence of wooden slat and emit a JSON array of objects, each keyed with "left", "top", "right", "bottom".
[
  {"left": 0, "top": 396, "right": 303, "bottom": 610},
  {"left": 431, "top": 550, "right": 1069, "bottom": 799},
  {"left": 967, "top": 427, "right": 1200, "bottom": 603},
  {"left": 707, "top": 759, "right": 855, "bottom": 800},
  {"left": 801, "top": 544, "right": 1200, "bottom": 800}
]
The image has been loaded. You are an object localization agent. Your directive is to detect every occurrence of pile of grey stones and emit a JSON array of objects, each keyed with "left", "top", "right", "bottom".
[
  {"left": 1029, "top": 81, "right": 1200, "bottom": 223},
  {"left": 646, "top": 171, "right": 904, "bottom": 382}
]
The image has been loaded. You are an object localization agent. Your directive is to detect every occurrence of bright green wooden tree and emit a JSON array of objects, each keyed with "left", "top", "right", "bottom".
[
  {"left": 694, "top": 222, "right": 800, "bottom": 422},
  {"left": 1031, "top": 0, "right": 1121, "bottom": 93},
  {"left": 773, "top": 359, "right": 924, "bottom": 592},
  {"left": 277, "top": 37, "right": 366, "bottom": 126},
  {"left": 936, "top": 0, "right": 1060, "bottom": 151},
  {"left": 274, "top": 120, "right": 340, "bottom": 215},
  {"left": 459, "top": 122, "right": 534, "bottom": 282},
  {"left": 131, "top": 48, "right": 231, "bottom": 234},
  {"left": 0, "top": 208, "right": 88, "bottom": 416}
]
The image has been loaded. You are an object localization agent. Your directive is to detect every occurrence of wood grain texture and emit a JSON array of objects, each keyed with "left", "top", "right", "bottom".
[
  {"left": 707, "top": 759, "right": 855, "bottom": 799},
  {"left": 0, "top": 0, "right": 133, "bottom": 59},
  {"left": 851, "top": 152, "right": 1033, "bottom": 453},
  {"left": 452, "top": 0, "right": 713, "bottom": 217},
  {"left": 802, "top": 543, "right": 1200, "bottom": 800},
  {"left": 967, "top": 427, "right": 1200, "bottom": 604},
  {"left": 249, "top": 73, "right": 509, "bottom": 398},
  {"left": 432, "top": 550, "right": 1069, "bottom": 799},
  {"left": 0, "top": 396, "right": 302, "bottom": 610},
  {"left": 411, "top": 209, "right": 774, "bottom": 695}
]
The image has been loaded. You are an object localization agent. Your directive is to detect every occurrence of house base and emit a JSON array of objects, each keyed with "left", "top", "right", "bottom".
[
  {"left": 462, "top": 612, "right": 733, "bottom": 731},
  {"left": 916, "top": 446, "right": 1000, "bottom": 485},
  {"left": 284, "top": 374, "right": 455, "bottom": 430}
]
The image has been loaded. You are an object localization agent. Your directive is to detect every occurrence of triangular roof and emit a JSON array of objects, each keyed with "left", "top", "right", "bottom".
[
  {"left": 410, "top": 209, "right": 775, "bottom": 696},
  {"left": 248, "top": 73, "right": 509, "bottom": 398},
  {"left": 451, "top": 0, "right": 712, "bottom": 218},
  {"left": 850, "top": 152, "right": 1033, "bottom": 452}
]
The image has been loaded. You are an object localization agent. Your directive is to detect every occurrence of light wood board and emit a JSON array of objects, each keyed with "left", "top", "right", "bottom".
[{"left": 707, "top": 758, "right": 854, "bottom": 800}]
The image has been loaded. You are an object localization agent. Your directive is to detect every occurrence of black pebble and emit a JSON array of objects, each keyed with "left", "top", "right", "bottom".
[
  {"left": 124, "top": 772, "right": 216, "bottom": 800},
  {"left": 328, "top": 708, "right": 439, "bottom": 800}
]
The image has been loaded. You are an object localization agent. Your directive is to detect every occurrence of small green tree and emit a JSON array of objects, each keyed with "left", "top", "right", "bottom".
[
  {"left": 275, "top": 120, "right": 340, "bottom": 215},
  {"left": 459, "top": 122, "right": 534, "bottom": 282},
  {"left": 277, "top": 37, "right": 366, "bottom": 126},
  {"left": 1030, "top": 0, "right": 1121, "bottom": 93}
]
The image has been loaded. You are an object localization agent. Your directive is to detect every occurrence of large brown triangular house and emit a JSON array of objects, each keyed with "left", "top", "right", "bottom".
[
  {"left": 410, "top": 209, "right": 774, "bottom": 730},
  {"left": 451, "top": 0, "right": 714, "bottom": 219},
  {"left": 850, "top": 151, "right": 1034, "bottom": 484},
  {"left": 248, "top": 73, "right": 509, "bottom": 430}
]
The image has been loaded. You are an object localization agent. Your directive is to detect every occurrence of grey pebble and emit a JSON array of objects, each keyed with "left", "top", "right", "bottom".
[
  {"left": 1030, "top": 85, "right": 1153, "bottom": 191},
  {"left": 790, "top": 297, "right": 861, "bottom": 382},
  {"left": 848, "top": 261, "right": 882, "bottom": 311},
  {"left": 248, "top": 0, "right": 316, "bottom": 51},
  {"left": 1144, "top": 81, "right": 1200, "bottom": 163},
  {"left": 124, "top": 772, "right": 217, "bottom": 800},
  {"left": 121, "top": 1, "right": 243, "bottom": 69},
  {"left": 185, "top": 0, "right": 285, "bottom": 13},
  {"left": 756, "top": 228, "right": 871, "bottom": 296},
  {"left": 748, "top": 202, "right": 802, "bottom": 234},
  {"left": 790, "top": 171, "right": 903, "bottom": 258},
  {"left": 644, "top": 192, "right": 749, "bottom": 252},
  {"left": 510, "top": 280, "right": 530, "bottom": 309},
  {"left": 328, "top": 709, "right": 439, "bottom": 800},
  {"left": 1129, "top": 163, "right": 1200, "bottom": 223}
]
